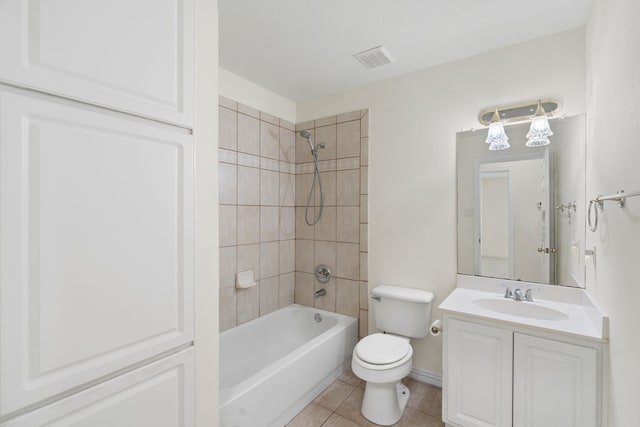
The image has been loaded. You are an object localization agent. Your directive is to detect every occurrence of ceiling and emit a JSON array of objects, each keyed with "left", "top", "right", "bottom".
[{"left": 219, "top": 0, "right": 594, "bottom": 102}]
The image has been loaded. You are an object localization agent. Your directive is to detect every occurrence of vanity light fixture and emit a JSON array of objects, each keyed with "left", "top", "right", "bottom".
[
  {"left": 525, "top": 100, "right": 554, "bottom": 147},
  {"left": 485, "top": 109, "right": 510, "bottom": 150}
]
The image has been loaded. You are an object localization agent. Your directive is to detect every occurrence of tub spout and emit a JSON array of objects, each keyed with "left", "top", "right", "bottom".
[{"left": 315, "top": 288, "right": 327, "bottom": 297}]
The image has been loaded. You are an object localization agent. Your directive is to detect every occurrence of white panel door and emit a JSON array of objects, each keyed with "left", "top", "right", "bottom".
[
  {"left": 513, "top": 334, "right": 598, "bottom": 427},
  {"left": 0, "top": 0, "right": 194, "bottom": 126},
  {"left": 446, "top": 318, "right": 513, "bottom": 427},
  {"left": 3, "top": 348, "right": 194, "bottom": 427},
  {"left": 0, "top": 85, "right": 194, "bottom": 417}
]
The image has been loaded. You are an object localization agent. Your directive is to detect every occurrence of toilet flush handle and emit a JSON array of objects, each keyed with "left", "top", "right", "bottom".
[{"left": 371, "top": 295, "right": 381, "bottom": 301}]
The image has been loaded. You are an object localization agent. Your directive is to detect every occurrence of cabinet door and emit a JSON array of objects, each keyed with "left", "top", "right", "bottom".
[
  {"left": 3, "top": 348, "right": 194, "bottom": 427},
  {"left": 0, "top": 86, "right": 194, "bottom": 417},
  {"left": 513, "top": 334, "right": 598, "bottom": 427},
  {"left": 445, "top": 318, "right": 513, "bottom": 427},
  {"left": 0, "top": 0, "right": 194, "bottom": 126}
]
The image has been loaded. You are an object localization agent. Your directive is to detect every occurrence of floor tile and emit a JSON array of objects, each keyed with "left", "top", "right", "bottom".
[
  {"left": 322, "top": 413, "right": 362, "bottom": 427},
  {"left": 286, "top": 402, "right": 332, "bottom": 427},
  {"left": 339, "top": 368, "right": 364, "bottom": 388},
  {"left": 407, "top": 381, "right": 440, "bottom": 417},
  {"left": 394, "top": 408, "right": 444, "bottom": 427},
  {"left": 314, "top": 380, "right": 356, "bottom": 411},
  {"left": 335, "top": 387, "right": 372, "bottom": 426}
]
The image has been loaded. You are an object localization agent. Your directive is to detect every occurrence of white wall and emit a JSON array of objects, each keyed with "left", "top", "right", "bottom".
[
  {"left": 586, "top": 1, "right": 640, "bottom": 425},
  {"left": 219, "top": 67, "right": 297, "bottom": 122},
  {"left": 297, "top": 29, "right": 586, "bottom": 375}
]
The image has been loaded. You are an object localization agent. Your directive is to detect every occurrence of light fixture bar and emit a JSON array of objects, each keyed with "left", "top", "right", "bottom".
[{"left": 478, "top": 99, "right": 559, "bottom": 125}]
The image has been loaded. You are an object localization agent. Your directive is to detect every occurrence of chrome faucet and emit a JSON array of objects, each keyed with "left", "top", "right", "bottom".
[
  {"left": 501, "top": 286, "right": 539, "bottom": 302},
  {"left": 315, "top": 288, "right": 327, "bottom": 297},
  {"left": 513, "top": 289, "right": 524, "bottom": 301}
]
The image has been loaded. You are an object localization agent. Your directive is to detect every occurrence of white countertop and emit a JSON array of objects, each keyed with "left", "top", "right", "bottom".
[{"left": 439, "top": 277, "right": 609, "bottom": 342}]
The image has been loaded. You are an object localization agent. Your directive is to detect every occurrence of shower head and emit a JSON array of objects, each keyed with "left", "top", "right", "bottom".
[{"left": 300, "top": 129, "right": 311, "bottom": 139}]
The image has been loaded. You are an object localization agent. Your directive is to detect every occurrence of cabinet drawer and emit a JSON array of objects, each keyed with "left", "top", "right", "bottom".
[
  {"left": 0, "top": 86, "right": 194, "bottom": 416},
  {"left": 0, "top": 0, "right": 194, "bottom": 126}
]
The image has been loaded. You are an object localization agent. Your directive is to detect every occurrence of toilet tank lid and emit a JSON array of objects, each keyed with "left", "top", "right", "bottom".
[{"left": 372, "top": 285, "right": 434, "bottom": 303}]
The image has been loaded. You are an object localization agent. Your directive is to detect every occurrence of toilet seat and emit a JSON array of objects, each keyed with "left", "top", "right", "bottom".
[{"left": 353, "top": 333, "right": 413, "bottom": 372}]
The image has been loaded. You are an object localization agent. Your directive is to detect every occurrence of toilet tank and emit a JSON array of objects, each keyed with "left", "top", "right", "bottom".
[{"left": 371, "top": 285, "right": 434, "bottom": 338}]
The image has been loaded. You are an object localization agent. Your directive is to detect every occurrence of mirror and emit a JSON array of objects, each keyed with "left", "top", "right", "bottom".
[{"left": 457, "top": 115, "right": 586, "bottom": 287}]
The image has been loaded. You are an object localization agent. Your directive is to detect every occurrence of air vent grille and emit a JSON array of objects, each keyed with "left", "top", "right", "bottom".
[{"left": 354, "top": 46, "right": 394, "bottom": 70}]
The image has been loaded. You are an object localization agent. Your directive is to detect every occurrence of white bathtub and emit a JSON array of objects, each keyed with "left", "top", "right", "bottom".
[{"left": 219, "top": 304, "right": 358, "bottom": 427}]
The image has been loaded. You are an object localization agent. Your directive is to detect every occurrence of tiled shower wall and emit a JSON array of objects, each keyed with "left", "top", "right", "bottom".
[
  {"left": 217, "top": 96, "right": 369, "bottom": 338},
  {"left": 294, "top": 110, "right": 369, "bottom": 339},
  {"left": 218, "top": 96, "right": 297, "bottom": 331}
]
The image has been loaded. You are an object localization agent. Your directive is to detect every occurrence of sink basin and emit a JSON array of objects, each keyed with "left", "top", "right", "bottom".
[{"left": 472, "top": 298, "right": 570, "bottom": 321}]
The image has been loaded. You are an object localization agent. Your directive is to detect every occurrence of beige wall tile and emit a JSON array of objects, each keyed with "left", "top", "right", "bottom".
[
  {"left": 337, "top": 206, "right": 359, "bottom": 243},
  {"left": 315, "top": 115, "right": 337, "bottom": 127},
  {"left": 337, "top": 121, "right": 360, "bottom": 158},
  {"left": 219, "top": 205, "right": 237, "bottom": 247},
  {"left": 218, "top": 162, "right": 237, "bottom": 205},
  {"left": 260, "top": 169, "right": 279, "bottom": 206},
  {"left": 219, "top": 107, "right": 237, "bottom": 151},
  {"left": 280, "top": 128, "right": 295, "bottom": 163},
  {"left": 336, "top": 243, "right": 360, "bottom": 280},
  {"left": 314, "top": 278, "right": 335, "bottom": 312},
  {"left": 279, "top": 173, "right": 296, "bottom": 207},
  {"left": 280, "top": 118, "right": 295, "bottom": 131},
  {"left": 295, "top": 272, "right": 315, "bottom": 307},
  {"left": 279, "top": 240, "right": 295, "bottom": 274},
  {"left": 279, "top": 206, "right": 295, "bottom": 240},
  {"left": 336, "top": 279, "right": 359, "bottom": 318},
  {"left": 360, "top": 137, "right": 368, "bottom": 166},
  {"left": 360, "top": 252, "right": 368, "bottom": 281},
  {"left": 296, "top": 206, "right": 315, "bottom": 240},
  {"left": 238, "top": 102, "right": 259, "bottom": 119},
  {"left": 314, "top": 206, "right": 336, "bottom": 241},
  {"left": 260, "top": 120, "right": 280, "bottom": 160},
  {"left": 296, "top": 129, "right": 315, "bottom": 163},
  {"left": 360, "top": 195, "right": 368, "bottom": 223},
  {"left": 237, "top": 166, "right": 260, "bottom": 205},
  {"left": 295, "top": 120, "right": 314, "bottom": 132},
  {"left": 315, "top": 240, "right": 337, "bottom": 273},
  {"left": 237, "top": 205, "right": 259, "bottom": 245},
  {"left": 260, "top": 111, "right": 279, "bottom": 126},
  {"left": 359, "top": 281, "right": 368, "bottom": 310},
  {"left": 315, "top": 124, "right": 337, "bottom": 160},
  {"left": 278, "top": 272, "right": 295, "bottom": 308},
  {"left": 337, "top": 110, "right": 361, "bottom": 123},
  {"left": 259, "top": 276, "right": 279, "bottom": 316},
  {"left": 237, "top": 243, "right": 259, "bottom": 279},
  {"left": 237, "top": 285, "right": 259, "bottom": 324},
  {"left": 360, "top": 223, "right": 368, "bottom": 252},
  {"left": 219, "top": 246, "right": 237, "bottom": 288},
  {"left": 260, "top": 206, "right": 279, "bottom": 242},
  {"left": 260, "top": 241, "right": 279, "bottom": 279},
  {"left": 317, "top": 171, "right": 336, "bottom": 206},
  {"left": 360, "top": 110, "right": 369, "bottom": 137},
  {"left": 238, "top": 113, "right": 260, "bottom": 155},
  {"left": 218, "top": 95, "right": 237, "bottom": 111},
  {"left": 360, "top": 166, "right": 368, "bottom": 195},
  {"left": 296, "top": 173, "right": 314, "bottom": 206},
  {"left": 337, "top": 170, "right": 360, "bottom": 206},
  {"left": 359, "top": 309, "right": 368, "bottom": 338},
  {"left": 295, "top": 239, "right": 315, "bottom": 273},
  {"left": 219, "top": 287, "right": 237, "bottom": 332}
]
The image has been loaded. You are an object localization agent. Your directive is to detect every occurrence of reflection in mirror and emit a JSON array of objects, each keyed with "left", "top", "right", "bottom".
[{"left": 457, "top": 115, "right": 586, "bottom": 287}]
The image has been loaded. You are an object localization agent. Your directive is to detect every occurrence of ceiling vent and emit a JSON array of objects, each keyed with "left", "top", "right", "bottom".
[{"left": 353, "top": 46, "right": 395, "bottom": 70}]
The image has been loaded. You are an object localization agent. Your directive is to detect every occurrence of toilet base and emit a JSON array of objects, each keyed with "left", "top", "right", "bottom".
[{"left": 361, "top": 381, "right": 410, "bottom": 426}]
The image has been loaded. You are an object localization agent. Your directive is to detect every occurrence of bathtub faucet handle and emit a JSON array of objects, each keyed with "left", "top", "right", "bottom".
[{"left": 315, "top": 264, "right": 331, "bottom": 283}]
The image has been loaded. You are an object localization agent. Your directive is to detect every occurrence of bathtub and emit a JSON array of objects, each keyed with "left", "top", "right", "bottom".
[{"left": 219, "top": 304, "right": 358, "bottom": 427}]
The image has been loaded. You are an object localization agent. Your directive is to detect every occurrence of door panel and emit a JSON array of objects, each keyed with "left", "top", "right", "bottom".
[
  {"left": 0, "top": 0, "right": 194, "bottom": 126},
  {"left": 3, "top": 349, "right": 194, "bottom": 427},
  {"left": 0, "top": 86, "right": 194, "bottom": 416}
]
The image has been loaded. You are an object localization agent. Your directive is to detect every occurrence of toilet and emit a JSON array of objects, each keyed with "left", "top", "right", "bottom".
[{"left": 352, "top": 285, "right": 434, "bottom": 426}]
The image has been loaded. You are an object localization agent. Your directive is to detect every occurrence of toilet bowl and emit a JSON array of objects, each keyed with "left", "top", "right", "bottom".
[
  {"left": 352, "top": 333, "right": 413, "bottom": 425},
  {"left": 352, "top": 285, "right": 434, "bottom": 426}
]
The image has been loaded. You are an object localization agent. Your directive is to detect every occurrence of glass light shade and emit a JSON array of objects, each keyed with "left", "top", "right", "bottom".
[
  {"left": 486, "top": 121, "right": 509, "bottom": 146},
  {"left": 489, "top": 139, "right": 510, "bottom": 150},
  {"left": 526, "top": 115, "right": 553, "bottom": 147}
]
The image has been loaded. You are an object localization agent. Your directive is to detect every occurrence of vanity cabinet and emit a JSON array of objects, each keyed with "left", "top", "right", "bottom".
[{"left": 444, "top": 316, "right": 602, "bottom": 427}]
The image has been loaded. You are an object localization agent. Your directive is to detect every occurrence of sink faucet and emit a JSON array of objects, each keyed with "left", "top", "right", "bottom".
[
  {"left": 513, "top": 289, "right": 524, "bottom": 301},
  {"left": 501, "top": 286, "right": 538, "bottom": 302}
]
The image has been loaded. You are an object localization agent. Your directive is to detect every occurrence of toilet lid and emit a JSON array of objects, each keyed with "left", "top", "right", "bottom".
[{"left": 356, "top": 333, "right": 411, "bottom": 365}]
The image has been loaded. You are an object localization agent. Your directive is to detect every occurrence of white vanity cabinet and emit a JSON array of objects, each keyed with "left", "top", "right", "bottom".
[{"left": 443, "top": 316, "right": 603, "bottom": 427}]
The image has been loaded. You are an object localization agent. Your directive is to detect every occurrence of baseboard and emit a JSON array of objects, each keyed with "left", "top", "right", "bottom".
[{"left": 409, "top": 367, "right": 442, "bottom": 387}]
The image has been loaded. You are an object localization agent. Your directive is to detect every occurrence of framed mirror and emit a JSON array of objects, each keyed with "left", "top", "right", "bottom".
[{"left": 457, "top": 115, "right": 586, "bottom": 287}]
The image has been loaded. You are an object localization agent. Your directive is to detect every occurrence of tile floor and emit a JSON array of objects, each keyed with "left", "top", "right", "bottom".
[{"left": 286, "top": 370, "right": 444, "bottom": 427}]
